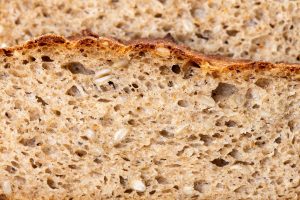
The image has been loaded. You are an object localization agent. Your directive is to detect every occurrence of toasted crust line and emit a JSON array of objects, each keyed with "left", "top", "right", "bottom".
[{"left": 1, "top": 34, "right": 300, "bottom": 74}]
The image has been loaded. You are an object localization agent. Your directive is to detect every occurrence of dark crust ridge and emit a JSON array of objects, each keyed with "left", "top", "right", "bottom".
[{"left": 1, "top": 34, "right": 300, "bottom": 74}]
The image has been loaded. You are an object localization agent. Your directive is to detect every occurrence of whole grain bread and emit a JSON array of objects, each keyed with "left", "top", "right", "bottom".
[
  {"left": 0, "top": 35, "right": 299, "bottom": 200},
  {"left": 1, "top": 0, "right": 300, "bottom": 63}
]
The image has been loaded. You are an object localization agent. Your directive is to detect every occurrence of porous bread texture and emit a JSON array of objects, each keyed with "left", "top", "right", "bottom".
[
  {"left": 1, "top": 0, "right": 300, "bottom": 63},
  {"left": 0, "top": 35, "right": 299, "bottom": 200}
]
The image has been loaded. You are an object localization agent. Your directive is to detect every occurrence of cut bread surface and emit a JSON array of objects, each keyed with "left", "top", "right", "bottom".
[
  {"left": 0, "top": 35, "right": 299, "bottom": 200},
  {"left": 1, "top": 0, "right": 300, "bottom": 62}
]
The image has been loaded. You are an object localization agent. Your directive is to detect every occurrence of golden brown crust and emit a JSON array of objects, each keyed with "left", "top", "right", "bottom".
[{"left": 1, "top": 34, "right": 300, "bottom": 74}]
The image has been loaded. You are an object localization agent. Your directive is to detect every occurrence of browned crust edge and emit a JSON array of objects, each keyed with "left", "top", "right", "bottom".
[{"left": 1, "top": 34, "right": 300, "bottom": 74}]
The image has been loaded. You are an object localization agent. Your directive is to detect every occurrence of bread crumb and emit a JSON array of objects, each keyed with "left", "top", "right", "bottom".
[
  {"left": 182, "top": 19, "right": 195, "bottom": 33},
  {"left": 95, "top": 69, "right": 111, "bottom": 78},
  {"left": 199, "top": 96, "right": 215, "bottom": 108},
  {"left": 185, "top": 148, "right": 194, "bottom": 157},
  {"left": 156, "top": 47, "right": 170, "bottom": 57},
  {"left": 86, "top": 129, "right": 95, "bottom": 139},
  {"left": 112, "top": 59, "right": 129, "bottom": 68},
  {"left": 183, "top": 185, "right": 194, "bottom": 195},
  {"left": 113, "top": 128, "right": 128, "bottom": 144},
  {"left": 0, "top": 43, "right": 7, "bottom": 48},
  {"left": 194, "top": 8, "right": 206, "bottom": 20},
  {"left": 47, "top": 136, "right": 56, "bottom": 145},
  {"left": 102, "top": 41, "right": 109, "bottom": 46},
  {"left": 75, "top": 85, "right": 87, "bottom": 96},
  {"left": 131, "top": 179, "right": 146, "bottom": 192},
  {"left": 175, "top": 124, "right": 188, "bottom": 134},
  {"left": 95, "top": 75, "right": 112, "bottom": 84},
  {"left": 230, "top": 165, "right": 243, "bottom": 170},
  {"left": 2, "top": 181, "right": 12, "bottom": 195}
]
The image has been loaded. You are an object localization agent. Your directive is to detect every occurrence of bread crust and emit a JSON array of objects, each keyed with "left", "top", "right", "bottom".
[{"left": 1, "top": 34, "right": 300, "bottom": 75}]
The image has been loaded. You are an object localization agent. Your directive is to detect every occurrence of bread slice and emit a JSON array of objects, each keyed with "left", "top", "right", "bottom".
[
  {"left": 1, "top": 0, "right": 300, "bottom": 63},
  {"left": 0, "top": 35, "right": 299, "bottom": 200}
]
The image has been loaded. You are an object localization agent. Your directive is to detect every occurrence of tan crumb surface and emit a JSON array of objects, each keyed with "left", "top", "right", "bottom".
[{"left": 0, "top": 35, "right": 298, "bottom": 199}]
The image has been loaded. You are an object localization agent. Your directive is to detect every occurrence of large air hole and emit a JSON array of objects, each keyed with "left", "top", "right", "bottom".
[
  {"left": 30, "top": 158, "right": 42, "bottom": 168},
  {"left": 42, "top": 63, "right": 50, "bottom": 70},
  {"left": 212, "top": 82, "right": 238, "bottom": 102},
  {"left": 225, "top": 120, "right": 237, "bottom": 127},
  {"left": 5, "top": 112, "right": 11, "bottom": 119},
  {"left": 53, "top": 110, "right": 61, "bottom": 116},
  {"left": 199, "top": 134, "right": 212, "bottom": 145},
  {"left": 226, "top": 30, "right": 239, "bottom": 36},
  {"left": 149, "top": 190, "right": 156, "bottom": 195},
  {"left": 124, "top": 189, "right": 133, "bottom": 194},
  {"left": 154, "top": 13, "right": 162, "bottom": 18},
  {"left": 75, "top": 150, "right": 87, "bottom": 157},
  {"left": 4, "top": 63, "right": 10, "bottom": 69},
  {"left": 159, "top": 130, "right": 173, "bottom": 138},
  {"left": 19, "top": 137, "right": 36, "bottom": 147},
  {"left": 66, "top": 86, "right": 80, "bottom": 97},
  {"left": 255, "top": 78, "right": 271, "bottom": 89},
  {"left": 228, "top": 149, "right": 240, "bottom": 159},
  {"left": 29, "top": 56, "right": 36, "bottom": 62},
  {"left": 155, "top": 176, "right": 168, "bottom": 184},
  {"left": 288, "top": 120, "right": 298, "bottom": 132},
  {"left": 234, "top": 186, "right": 247, "bottom": 193},
  {"left": 187, "top": 134, "right": 197, "bottom": 141},
  {"left": 132, "top": 83, "right": 139, "bottom": 88},
  {"left": 62, "top": 62, "right": 95, "bottom": 75},
  {"left": 275, "top": 137, "right": 281, "bottom": 144},
  {"left": 193, "top": 180, "right": 207, "bottom": 193},
  {"left": 211, "top": 158, "right": 229, "bottom": 167},
  {"left": 177, "top": 100, "right": 189, "bottom": 107},
  {"left": 36, "top": 96, "right": 48, "bottom": 106},
  {"left": 47, "top": 178, "right": 57, "bottom": 189},
  {"left": 119, "top": 176, "right": 126, "bottom": 186},
  {"left": 5, "top": 165, "right": 16, "bottom": 174},
  {"left": 93, "top": 158, "right": 102, "bottom": 164},
  {"left": 68, "top": 164, "right": 77, "bottom": 169},
  {"left": 171, "top": 65, "right": 181, "bottom": 74},
  {"left": 159, "top": 65, "right": 169, "bottom": 75},
  {"left": 128, "top": 119, "right": 137, "bottom": 126},
  {"left": 22, "top": 60, "right": 29, "bottom": 65},
  {"left": 41, "top": 56, "right": 54, "bottom": 62},
  {"left": 123, "top": 87, "right": 130, "bottom": 94}
]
